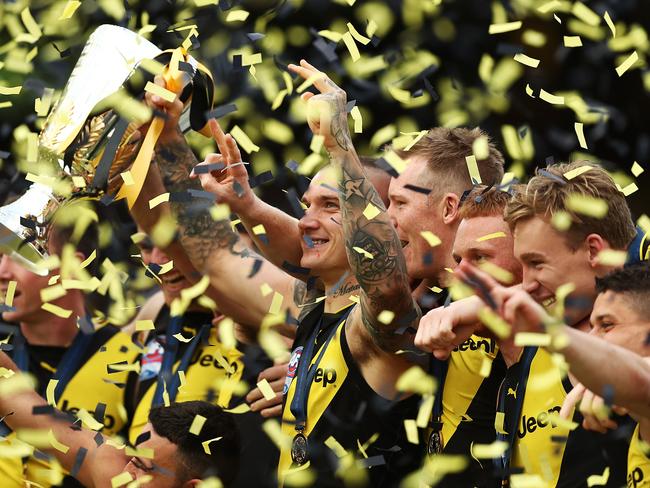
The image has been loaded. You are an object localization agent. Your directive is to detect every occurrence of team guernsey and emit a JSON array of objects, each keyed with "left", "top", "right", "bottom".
[
  {"left": 128, "top": 306, "right": 244, "bottom": 444},
  {"left": 501, "top": 347, "right": 629, "bottom": 487},
  {"left": 0, "top": 325, "right": 138, "bottom": 487},
  {"left": 279, "top": 302, "right": 422, "bottom": 486},
  {"left": 628, "top": 424, "right": 650, "bottom": 488},
  {"left": 435, "top": 335, "right": 506, "bottom": 486}
]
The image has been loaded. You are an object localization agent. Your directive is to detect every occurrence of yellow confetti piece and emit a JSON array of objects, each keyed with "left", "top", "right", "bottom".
[
  {"left": 318, "top": 30, "right": 343, "bottom": 43},
  {"left": 42, "top": 303, "right": 72, "bottom": 318},
  {"left": 136, "top": 320, "right": 155, "bottom": 331},
  {"left": 476, "top": 231, "right": 506, "bottom": 242},
  {"left": 296, "top": 72, "right": 325, "bottom": 94},
  {"left": 563, "top": 165, "right": 592, "bottom": 180},
  {"left": 477, "top": 308, "right": 511, "bottom": 339},
  {"left": 144, "top": 81, "right": 177, "bottom": 103},
  {"left": 489, "top": 21, "right": 523, "bottom": 34},
  {"left": 514, "top": 332, "right": 552, "bottom": 347},
  {"left": 260, "top": 283, "right": 273, "bottom": 297},
  {"left": 383, "top": 151, "right": 407, "bottom": 174},
  {"left": 539, "top": 89, "right": 565, "bottom": 105},
  {"left": 257, "top": 378, "right": 277, "bottom": 401},
  {"left": 341, "top": 32, "right": 361, "bottom": 62},
  {"left": 111, "top": 472, "right": 133, "bottom": 488},
  {"left": 551, "top": 210, "right": 572, "bottom": 231},
  {"left": 566, "top": 194, "right": 608, "bottom": 218},
  {"left": 347, "top": 23, "right": 370, "bottom": 45},
  {"left": 148, "top": 192, "right": 170, "bottom": 209},
  {"left": 564, "top": 35, "right": 583, "bottom": 47},
  {"left": 26, "top": 133, "right": 39, "bottom": 163},
  {"left": 225, "top": 403, "right": 251, "bottom": 414},
  {"left": 0, "top": 86, "right": 23, "bottom": 95},
  {"left": 310, "top": 134, "right": 325, "bottom": 153},
  {"left": 48, "top": 429, "right": 69, "bottom": 454},
  {"left": 230, "top": 125, "right": 260, "bottom": 153},
  {"left": 241, "top": 52, "right": 262, "bottom": 66},
  {"left": 298, "top": 153, "right": 323, "bottom": 175},
  {"left": 46, "top": 379, "right": 59, "bottom": 406},
  {"left": 416, "top": 395, "right": 434, "bottom": 428},
  {"left": 615, "top": 51, "right": 639, "bottom": 77},
  {"left": 201, "top": 437, "right": 222, "bottom": 455},
  {"left": 269, "top": 291, "right": 284, "bottom": 314},
  {"left": 0, "top": 102, "right": 12, "bottom": 109},
  {"left": 420, "top": 231, "right": 442, "bottom": 247},
  {"left": 353, "top": 247, "right": 373, "bottom": 259},
  {"left": 619, "top": 182, "right": 638, "bottom": 197},
  {"left": 513, "top": 53, "right": 540, "bottom": 68},
  {"left": 362, "top": 203, "right": 381, "bottom": 220},
  {"left": 404, "top": 419, "right": 419, "bottom": 444},
  {"left": 587, "top": 467, "right": 610, "bottom": 487},
  {"left": 324, "top": 436, "right": 347, "bottom": 458},
  {"left": 396, "top": 366, "right": 436, "bottom": 395},
  {"left": 572, "top": 2, "right": 601, "bottom": 26},
  {"left": 189, "top": 415, "right": 207, "bottom": 435},
  {"left": 58, "top": 1, "right": 82, "bottom": 20},
  {"left": 574, "top": 122, "right": 588, "bottom": 149},
  {"left": 465, "top": 155, "right": 482, "bottom": 184},
  {"left": 495, "top": 411, "right": 507, "bottom": 434},
  {"left": 226, "top": 9, "right": 250, "bottom": 22},
  {"left": 479, "top": 357, "right": 492, "bottom": 378},
  {"left": 472, "top": 136, "right": 489, "bottom": 160},
  {"left": 40, "top": 285, "right": 66, "bottom": 303},
  {"left": 78, "top": 408, "right": 104, "bottom": 431},
  {"left": 21, "top": 8, "right": 42, "bottom": 41},
  {"left": 121, "top": 171, "right": 135, "bottom": 186},
  {"left": 596, "top": 249, "right": 627, "bottom": 266},
  {"left": 525, "top": 84, "right": 536, "bottom": 97},
  {"left": 4, "top": 281, "right": 16, "bottom": 307},
  {"left": 603, "top": 11, "right": 616, "bottom": 37},
  {"left": 377, "top": 310, "right": 395, "bottom": 324},
  {"left": 471, "top": 440, "right": 508, "bottom": 459},
  {"left": 71, "top": 176, "right": 86, "bottom": 188},
  {"left": 350, "top": 106, "right": 363, "bottom": 133},
  {"left": 173, "top": 333, "right": 193, "bottom": 343},
  {"left": 632, "top": 161, "right": 644, "bottom": 177}
]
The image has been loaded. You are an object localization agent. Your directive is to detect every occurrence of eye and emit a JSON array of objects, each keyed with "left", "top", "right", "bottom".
[
  {"left": 325, "top": 201, "right": 339, "bottom": 209},
  {"left": 600, "top": 322, "right": 615, "bottom": 330}
]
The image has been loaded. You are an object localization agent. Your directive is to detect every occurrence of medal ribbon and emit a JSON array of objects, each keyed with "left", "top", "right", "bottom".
[
  {"left": 151, "top": 316, "right": 210, "bottom": 407},
  {"left": 495, "top": 346, "right": 538, "bottom": 483}
]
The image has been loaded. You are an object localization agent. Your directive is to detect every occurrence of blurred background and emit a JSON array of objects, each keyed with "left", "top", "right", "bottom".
[{"left": 1, "top": 0, "right": 649, "bottom": 311}]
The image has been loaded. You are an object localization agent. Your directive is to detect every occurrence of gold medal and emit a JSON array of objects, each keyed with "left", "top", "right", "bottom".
[
  {"left": 291, "top": 432, "right": 309, "bottom": 465},
  {"left": 427, "top": 429, "right": 443, "bottom": 455}
]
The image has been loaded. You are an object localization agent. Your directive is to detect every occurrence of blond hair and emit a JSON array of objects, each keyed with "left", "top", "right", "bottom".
[
  {"left": 393, "top": 127, "right": 504, "bottom": 195},
  {"left": 504, "top": 161, "right": 636, "bottom": 250},
  {"left": 458, "top": 185, "right": 517, "bottom": 220}
]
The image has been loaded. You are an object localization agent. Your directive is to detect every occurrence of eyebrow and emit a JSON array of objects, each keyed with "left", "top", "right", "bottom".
[
  {"left": 133, "top": 456, "right": 154, "bottom": 470},
  {"left": 519, "top": 252, "right": 545, "bottom": 260}
]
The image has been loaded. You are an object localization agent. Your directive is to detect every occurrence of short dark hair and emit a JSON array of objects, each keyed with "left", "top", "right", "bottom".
[
  {"left": 393, "top": 127, "right": 505, "bottom": 195},
  {"left": 595, "top": 263, "right": 650, "bottom": 317},
  {"left": 458, "top": 185, "right": 516, "bottom": 220},
  {"left": 149, "top": 402, "right": 240, "bottom": 485}
]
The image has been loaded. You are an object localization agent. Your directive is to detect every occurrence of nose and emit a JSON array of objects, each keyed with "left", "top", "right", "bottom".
[
  {"left": 298, "top": 211, "right": 319, "bottom": 233},
  {"left": 149, "top": 246, "right": 170, "bottom": 265},
  {"left": 522, "top": 269, "right": 539, "bottom": 294},
  {"left": 386, "top": 204, "right": 398, "bottom": 230},
  {"left": 0, "top": 255, "right": 14, "bottom": 281}
]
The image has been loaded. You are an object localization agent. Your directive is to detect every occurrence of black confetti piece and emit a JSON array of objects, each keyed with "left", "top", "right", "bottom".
[
  {"left": 303, "top": 235, "right": 314, "bottom": 248},
  {"left": 537, "top": 169, "right": 566, "bottom": 185},
  {"left": 246, "top": 32, "right": 265, "bottom": 42},
  {"left": 360, "top": 455, "right": 386, "bottom": 468},
  {"left": 206, "top": 103, "right": 238, "bottom": 120},
  {"left": 345, "top": 100, "right": 357, "bottom": 112},
  {"left": 247, "top": 258, "right": 263, "bottom": 278},
  {"left": 286, "top": 160, "right": 299, "bottom": 173},
  {"left": 286, "top": 188, "right": 305, "bottom": 218},
  {"left": 193, "top": 162, "right": 225, "bottom": 174},
  {"left": 70, "top": 448, "right": 87, "bottom": 477},
  {"left": 404, "top": 184, "right": 431, "bottom": 195},
  {"left": 249, "top": 170, "right": 274, "bottom": 188},
  {"left": 281, "top": 260, "right": 310, "bottom": 275}
]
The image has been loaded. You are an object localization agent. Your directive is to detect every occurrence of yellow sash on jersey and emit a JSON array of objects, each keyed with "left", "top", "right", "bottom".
[
  {"left": 628, "top": 423, "right": 650, "bottom": 487},
  {"left": 279, "top": 321, "right": 349, "bottom": 485},
  {"left": 129, "top": 327, "right": 244, "bottom": 444},
  {"left": 441, "top": 335, "right": 499, "bottom": 447},
  {"left": 512, "top": 348, "right": 571, "bottom": 486},
  {"left": 0, "top": 330, "right": 139, "bottom": 486}
]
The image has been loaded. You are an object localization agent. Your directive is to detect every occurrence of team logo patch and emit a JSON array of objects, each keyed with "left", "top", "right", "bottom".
[
  {"left": 283, "top": 346, "right": 303, "bottom": 395},
  {"left": 139, "top": 339, "right": 164, "bottom": 381}
]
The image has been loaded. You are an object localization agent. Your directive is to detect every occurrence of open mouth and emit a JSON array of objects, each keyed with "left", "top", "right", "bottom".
[
  {"left": 541, "top": 296, "right": 557, "bottom": 308},
  {"left": 161, "top": 274, "right": 185, "bottom": 285},
  {"left": 305, "top": 237, "right": 329, "bottom": 249}
]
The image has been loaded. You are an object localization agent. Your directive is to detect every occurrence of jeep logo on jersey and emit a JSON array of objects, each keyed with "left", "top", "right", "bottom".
[
  {"left": 189, "top": 350, "right": 239, "bottom": 375},
  {"left": 314, "top": 367, "right": 337, "bottom": 387},
  {"left": 453, "top": 337, "right": 496, "bottom": 354},
  {"left": 283, "top": 346, "right": 303, "bottom": 395},
  {"left": 517, "top": 406, "right": 561, "bottom": 438},
  {"left": 59, "top": 400, "right": 116, "bottom": 430},
  {"left": 628, "top": 467, "right": 644, "bottom": 487}
]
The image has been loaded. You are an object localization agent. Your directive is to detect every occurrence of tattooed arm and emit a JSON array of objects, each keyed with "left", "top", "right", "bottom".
[{"left": 289, "top": 61, "right": 420, "bottom": 353}]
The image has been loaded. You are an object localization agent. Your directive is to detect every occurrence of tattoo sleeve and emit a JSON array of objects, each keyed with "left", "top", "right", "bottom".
[
  {"left": 329, "top": 112, "right": 420, "bottom": 350},
  {"left": 153, "top": 136, "right": 241, "bottom": 267}
]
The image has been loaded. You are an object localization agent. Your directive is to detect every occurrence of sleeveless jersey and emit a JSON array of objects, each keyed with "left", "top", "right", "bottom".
[
  {"left": 279, "top": 303, "right": 422, "bottom": 487},
  {"left": 628, "top": 424, "right": 650, "bottom": 487},
  {"left": 504, "top": 348, "right": 629, "bottom": 487},
  {"left": 128, "top": 307, "right": 244, "bottom": 444},
  {"left": 435, "top": 335, "right": 506, "bottom": 486},
  {"left": 0, "top": 325, "right": 138, "bottom": 487}
]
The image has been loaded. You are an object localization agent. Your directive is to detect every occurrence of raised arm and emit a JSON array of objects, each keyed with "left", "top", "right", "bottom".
[
  {"left": 456, "top": 261, "right": 650, "bottom": 418},
  {"left": 130, "top": 77, "right": 304, "bottom": 328},
  {"left": 288, "top": 60, "right": 419, "bottom": 352},
  {"left": 0, "top": 353, "right": 127, "bottom": 488}
]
